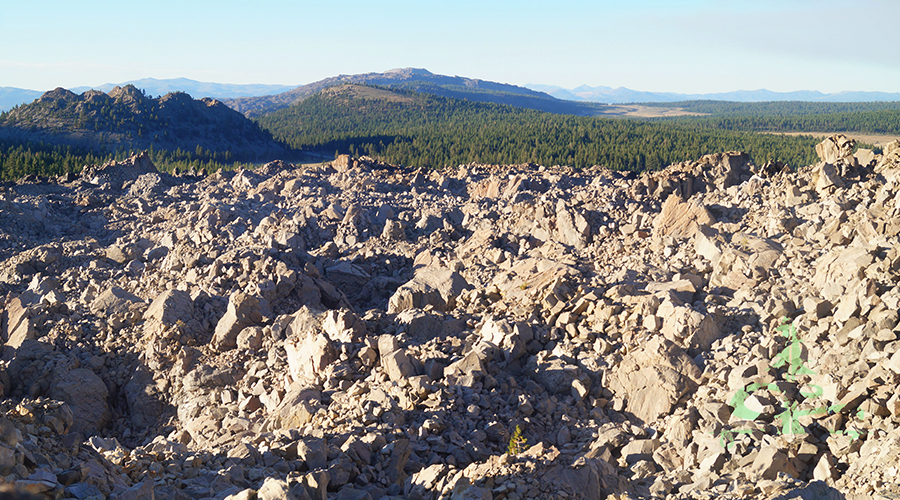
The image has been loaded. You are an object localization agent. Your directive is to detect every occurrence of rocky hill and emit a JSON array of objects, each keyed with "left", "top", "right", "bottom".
[
  {"left": 222, "top": 68, "right": 605, "bottom": 118},
  {"left": 0, "top": 136, "right": 899, "bottom": 499},
  {"left": 0, "top": 85, "right": 285, "bottom": 161}
]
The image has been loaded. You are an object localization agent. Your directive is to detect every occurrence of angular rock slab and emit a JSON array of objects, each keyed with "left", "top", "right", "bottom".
[
  {"left": 387, "top": 267, "right": 471, "bottom": 314},
  {"left": 607, "top": 337, "right": 702, "bottom": 424},
  {"left": 49, "top": 368, "right": 110, "bottom": 435},
  {"left": 212, "top": 291, "right": 262, "bottom": 351},
  {"left": 652, "top": 194, "right": 716, "bottom": 240}
]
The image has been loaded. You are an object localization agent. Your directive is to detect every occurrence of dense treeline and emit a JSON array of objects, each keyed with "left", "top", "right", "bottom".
[
  {"left": 0, "top": 140, "right": 105, "bottom": 180},
  {"left": 0, "top": 138, "right": 244, "bottom": 181},
  {"left": 257, "top": 86, "right": 822, "bottom": 171},
  {"left": 647, "top": 101, "right": 900, "bottom": 136},
  {"left": 643, "top": 100, "right": 900, "bottom": 116},
  {"left": 669, "top": 111, "right": 900, "bottom": 136}
]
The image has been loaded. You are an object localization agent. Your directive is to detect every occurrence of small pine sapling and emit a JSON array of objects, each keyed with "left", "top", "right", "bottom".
[{"left": 507, "top": 425, "right": 528, "bottom": 455}]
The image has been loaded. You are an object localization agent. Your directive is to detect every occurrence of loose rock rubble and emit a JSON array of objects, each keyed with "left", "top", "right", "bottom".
[{"left": 1, "top": 136, "right": 900, "bottom": 499}]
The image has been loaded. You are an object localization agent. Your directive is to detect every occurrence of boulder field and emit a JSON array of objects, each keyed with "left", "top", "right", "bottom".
[{"left": 1, "top": 136, "right": 900, "bottom": 499}]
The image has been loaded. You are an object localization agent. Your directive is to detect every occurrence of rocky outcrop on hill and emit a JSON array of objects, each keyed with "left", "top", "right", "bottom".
[
  {"left": 0, "top": 85, "right": 284, "bottom": 160},
  {"left": 1, "top": 138, "right": 900, "bottom": 499}
]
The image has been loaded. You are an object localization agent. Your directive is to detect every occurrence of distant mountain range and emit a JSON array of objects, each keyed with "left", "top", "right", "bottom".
[
  {"left": 4, "top": 71, "right": 900, "bottom": 116},
  {"left": 0, "top": 87, "right": 44, "bottom": 112},
  {"left": 525, "top": 84, "right": 900, "bottom": 104},
  {"left": 68, "top": 78, "right": 296, "bottom": 100}
]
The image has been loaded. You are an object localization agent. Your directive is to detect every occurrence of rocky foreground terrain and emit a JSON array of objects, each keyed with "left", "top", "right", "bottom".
[{"left": 1, "top": 135, "right": 900, "bottom": 500}]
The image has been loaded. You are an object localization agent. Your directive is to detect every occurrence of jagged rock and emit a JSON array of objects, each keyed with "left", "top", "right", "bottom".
[
  {"left": 750, "top": 446, "right": 793, "bottom": 480},
  {"left": 123, "top": 366, "right": 169, "bottom": 430},
  {"left": 284, "top": 307, "right": 336, "bottom": 385},
  {"left": 875, "top": 139, "right": 900, "bottom": 173},
  {"left": 1, "top": 294, "right": 38, "bottom": 353},
  {"left": 109, "top": 478, "right": 155, "bottom": 500},
  {"left": 256, "top": 477, "right": 292, "bottom": 500},
  {"left": 638, "top": 151, "right": 750, "bottom": 199},
  {"left": 387, "top": 267, "right": 471, "bottom": 314},
  {"left": 395, "top": 308, "right": 445, "bottom": 340},
  {"left": 79, "top": 151, "right": 159, "bottom": 191},
  {"left": 479, "top": 317, "right": 531, "bottom": 362},
  {"left": 657, "top": 301, "right": 723, "bottom": 355},
  {"left": 707, "top": 232, "right": 783, "bottom": 291},
  {"left": 325, "top": 261, "right": 370, "bottom": 294},
  {"left": 620, "top": 439, "right": 661, "bottom": 465},
  {"left": 607, "top": 337, "right": 702, "bottom": 423},
  {"left": 264, "top": 387, "right": 320, "bottom": 431},
  {"left": 813, "top": 162, "right": 845, "bottom": 194},
  {"left": 526, "top": 353, "right": 592, "bottom": 397},
  {"left": 106, "top": 242, "right": 141, "bottom": 264},
  {"left": 49, "top": 368, "right": 110, "bottom": 435},
  {"left": 212, "top": 291, "right": 262, "bottom": 351},
  {"left": 444, "top": 345, "right": 491, "bottom": 383},
  {"left": 90, "top": 287, "right": 145, "bottom": 325},
  {"left": 143, "top": 289, "right": 194, "bottom": 327},
  {"left": 322, "top": 309, "right": 365, "bottom": 343},
  {"left": 556, "top": 206, "right": 590, "bottom": 249},
  {"left": 381, "top": 348, "right": 417, "bottom": 382},
  {"left": 815, "top": 134, "right": 856, "bottom": 165},
  {"left": 382, "top": 219, "right": 406, "bottom": 241},
  {"left": 812, "top": 245, "right": 874, "bottom": 302},
  {"left": 652, "top": 194, "right": 715, "bottom": 240}
]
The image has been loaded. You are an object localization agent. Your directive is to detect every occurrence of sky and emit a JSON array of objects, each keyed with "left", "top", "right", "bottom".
[{"left": 2, "top": 0, "right": 899, "bottom": 94}]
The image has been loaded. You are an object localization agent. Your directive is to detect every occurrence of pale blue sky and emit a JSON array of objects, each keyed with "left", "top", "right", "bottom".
[{"left": 2, "top": 0, "right": 899, "bottom": 93}]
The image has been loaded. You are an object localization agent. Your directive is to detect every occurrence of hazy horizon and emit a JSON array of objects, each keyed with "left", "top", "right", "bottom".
[
  {"left": 6, "top": 72, "right": 900, "bottom": 97},
  {"left": 3, "top": 0, "right": 900, "bottom": 95}
]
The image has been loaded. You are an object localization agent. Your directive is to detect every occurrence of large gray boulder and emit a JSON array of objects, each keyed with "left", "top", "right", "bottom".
[
  {"left": 607, "top": 337, "right": 702, "bottom": 424},
  {"left": 90, "top": 287, "right": 146, "bottom": 327},
  {"left": 652, "top": 194, "right": 715, "bottom": 240},
  {"left": 212, "top": 291, "right": 262, "bottom": 351},
  {"left": 143, "top": 289, "right": 194, "bottom": 327},
  {"left": 387, "top": 267, "right": 471, "bottom": 314},
  {"left": 49, "top": 368, "right": 110, "bottom": 435},
  {"left": 284, "top": 307, "right": 336, "bottom": 386}
]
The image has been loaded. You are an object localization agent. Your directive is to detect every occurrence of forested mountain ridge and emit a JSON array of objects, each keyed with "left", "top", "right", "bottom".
[
  {"left": 256, "top": 84, "right": 823, "bottom": 171},
  {"left": 224, "top": 68, "right": 606, "bottom": 117},
  {"left": 0, "top": 85, "right": 285, "bottom": 161}
]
